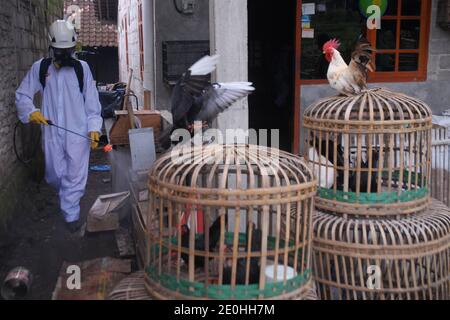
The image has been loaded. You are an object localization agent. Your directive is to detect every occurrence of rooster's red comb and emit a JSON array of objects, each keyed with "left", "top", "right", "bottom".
[{"left": 323, "top": 39, "right": 341, "bottom": 52}]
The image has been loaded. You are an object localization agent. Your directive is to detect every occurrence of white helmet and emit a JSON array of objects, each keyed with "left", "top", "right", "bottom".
[{"left": 48, "top": 20, "right": 77, "bottom": 49}]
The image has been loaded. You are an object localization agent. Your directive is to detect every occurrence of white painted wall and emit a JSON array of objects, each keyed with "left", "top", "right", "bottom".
[
  {"left": 210, "top": 0, "right": 249, "bottom": 131},
  {"left": 118, "top": 0, "right": 144, "bottom": 108}
]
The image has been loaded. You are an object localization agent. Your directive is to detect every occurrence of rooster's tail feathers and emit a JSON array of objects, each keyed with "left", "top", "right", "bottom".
[{"left": 351, "top": 37, "right": 376, "bottom": 72}]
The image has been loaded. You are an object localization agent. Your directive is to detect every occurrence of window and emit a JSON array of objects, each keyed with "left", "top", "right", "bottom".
[
  {"left": 138, "top": 1, "right": 145, "bottom": 81},
  {"left": 298, "top": 0, "right": 431, "bottom": 83},
  {"left": 367, "top": 0, "right": 431, "bottom": 81},
  {"left": 94, "top": 0, "right": 118, "bottom": 22}
]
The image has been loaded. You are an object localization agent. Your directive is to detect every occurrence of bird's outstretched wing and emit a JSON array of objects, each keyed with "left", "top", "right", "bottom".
[
  {"left": 171, "top": 55, "right": 220, "bottom": 124},
  {"left": 196, "top": 82, "right": 255, "bottom": 122}
]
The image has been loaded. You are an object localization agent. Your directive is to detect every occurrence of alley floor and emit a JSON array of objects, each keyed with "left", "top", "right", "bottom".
[{"left": 0, "top": 149, "right": 130, "bottom": 300}]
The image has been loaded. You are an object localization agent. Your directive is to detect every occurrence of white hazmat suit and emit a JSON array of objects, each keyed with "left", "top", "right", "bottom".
[{"left": 16, "top": 59, "right": 102, "bottom": 223}]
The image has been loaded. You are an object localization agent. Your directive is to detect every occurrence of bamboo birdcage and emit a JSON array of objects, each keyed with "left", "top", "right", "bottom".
[
  {"left": 312, "top": 199, "right": 450, "bottom": 300},
  {"left": 431, "top": 124, "right": 450, "bottom": 207},
  {"left": 108, "top": 271, "right": 151, "bottom": 300},
  {"left": 303, "top": 88, "right": 433, "bottom": 217},
  {"left": 145, "top": 144, "right": 317, "bottom": 300}
]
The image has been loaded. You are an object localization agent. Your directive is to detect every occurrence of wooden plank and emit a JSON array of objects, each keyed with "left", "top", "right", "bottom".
[
  {"left": 144, "top": 90, "right": 152, "bottom": 110},
  {"left": 110, "top": 112, "right": 162, "bottom": 146}
]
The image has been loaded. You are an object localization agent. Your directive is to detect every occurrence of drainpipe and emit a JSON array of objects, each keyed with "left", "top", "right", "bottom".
[{"left": 142, "top": 0, "right": 156, "bottom": 109}]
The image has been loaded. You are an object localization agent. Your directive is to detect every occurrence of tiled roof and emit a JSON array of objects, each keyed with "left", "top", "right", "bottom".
[{"left": 65, "top": 0, "right": 118, "bottom": 48}]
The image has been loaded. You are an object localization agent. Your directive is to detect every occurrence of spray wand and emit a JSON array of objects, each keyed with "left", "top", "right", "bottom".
[{"left": 47, "top": 120, "right": 113, "bottom": 153}]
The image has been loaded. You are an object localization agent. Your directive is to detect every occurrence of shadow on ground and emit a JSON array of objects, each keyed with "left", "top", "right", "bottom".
[{"left": 0, "top": 149, "right": 124, "bottom": 300}]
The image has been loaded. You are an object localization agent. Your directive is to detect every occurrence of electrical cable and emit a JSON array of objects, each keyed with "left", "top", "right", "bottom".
[{"left": 13, "top": 121, "right": 41, "bottom": 165}]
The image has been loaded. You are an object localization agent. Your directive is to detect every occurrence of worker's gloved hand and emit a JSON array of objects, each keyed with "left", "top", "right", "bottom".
[
  {"left": 29, "top": 111, "right": 49, "bottom": 126},
  {"left": 89, "top": 132, "right": 100, "bottom": 150}
]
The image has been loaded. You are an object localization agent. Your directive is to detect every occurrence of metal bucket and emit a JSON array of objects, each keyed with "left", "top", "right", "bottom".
[{"left": 1, "top": 267, "right": 33, "bottom": 300}]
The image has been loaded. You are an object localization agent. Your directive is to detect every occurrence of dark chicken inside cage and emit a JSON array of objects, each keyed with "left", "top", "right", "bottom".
[{"left": 145, "top": 144, "right": 317, "bottom": 300}]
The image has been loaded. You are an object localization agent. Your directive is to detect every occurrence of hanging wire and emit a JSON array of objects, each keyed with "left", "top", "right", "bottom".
[{"left": 13, "top": 121, "right": 42, "bottom": 165}]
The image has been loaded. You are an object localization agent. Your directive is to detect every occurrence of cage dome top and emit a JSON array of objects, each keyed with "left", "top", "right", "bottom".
[
  {"left": 149, "top": 144, "right": 316, "bottom": 199},
  {"left": 303, "top": 88, "right": 432, "bottom": 126}
]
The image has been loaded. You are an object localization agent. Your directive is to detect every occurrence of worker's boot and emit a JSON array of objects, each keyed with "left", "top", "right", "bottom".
[{"left": 66, "top": 220, "right": 82, "bottom": 233}]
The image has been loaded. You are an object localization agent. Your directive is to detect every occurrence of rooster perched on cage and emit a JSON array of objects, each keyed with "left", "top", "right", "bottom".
[
  {"left": 159, "top": 54, "right": 255, "bottom": 150},
  {"left": 323, "top": 36, "right": 375, "bottom": 96}
]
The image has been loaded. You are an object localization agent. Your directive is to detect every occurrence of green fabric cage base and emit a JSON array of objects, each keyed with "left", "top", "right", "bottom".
[
  {"left": 146, "top": 232, "right": 311, "bottom": 300},
  {"left": 145, "top": 266, "right": 311, "bottom": 300},
  {"left": 318, "top": 187, "right": 429, "bottom": 205}
]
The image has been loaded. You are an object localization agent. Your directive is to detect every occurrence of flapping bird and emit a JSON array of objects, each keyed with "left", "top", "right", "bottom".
[
  {"left": 323, "top": 36, "right": 375, "bottom": 96},
  {"left": 159, "top": 55, "right": 255, "bottom": 150}
]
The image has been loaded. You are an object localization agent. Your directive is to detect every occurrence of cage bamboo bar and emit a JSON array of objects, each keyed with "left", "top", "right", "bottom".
[
  {"left": 108, "top": 271, "right": 152, "bottom": 300},
  {"left": 145, "top": 144, "right": 317, "bottom": 300},
  {"left": 312, "top": 199, "right": 450, "bottom": 300},
  {"left": 431, "top": 124, "right": 450, "bottom": 207},
  {"left": 303, "top": 88, "right": 433, "bottom": 217}
]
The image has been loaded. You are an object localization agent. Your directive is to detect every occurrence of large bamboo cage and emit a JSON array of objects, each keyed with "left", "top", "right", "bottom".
[
  {"left": 303, "top": 88, "right": 433, "bottom": 217},
  {"left": 312, "top": 199, "right": 450, "bottom": 300},
  {"left": 145, "top": 144, "right": 317, "bottom": 300}
]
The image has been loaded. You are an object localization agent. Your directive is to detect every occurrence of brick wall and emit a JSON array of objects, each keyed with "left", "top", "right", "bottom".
[{"left": 0, "top": 0, "right": 63, "bottom": 227}]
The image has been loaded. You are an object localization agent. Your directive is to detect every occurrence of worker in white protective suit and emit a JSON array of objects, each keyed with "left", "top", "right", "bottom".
[{"left": 16, "top": 20, "right": 102, "bottom": 233}]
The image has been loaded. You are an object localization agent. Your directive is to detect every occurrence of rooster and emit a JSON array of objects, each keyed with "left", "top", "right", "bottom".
[{"left": 323, "top": 36, "right": 375, "bottom": 96}]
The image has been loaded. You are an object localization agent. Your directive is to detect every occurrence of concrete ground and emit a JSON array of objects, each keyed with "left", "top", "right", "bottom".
[{"left": 0, "top": 149, "right": 128, "bottom": 300}]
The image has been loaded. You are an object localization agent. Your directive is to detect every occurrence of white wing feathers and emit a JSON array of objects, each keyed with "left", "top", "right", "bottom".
[
  {"left": 196, "top": 82, "right": 255, "bottom": 121},
  {"left": 189, "top": 54, "right": 220, "bottom": 76},
  {"left": 308, "top": 147, "right": 335, "bottom": 189}
]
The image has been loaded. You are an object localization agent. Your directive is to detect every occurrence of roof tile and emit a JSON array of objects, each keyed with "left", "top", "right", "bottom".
[{"left": 65, "top": 0, "right": 118, "bottom": 47}]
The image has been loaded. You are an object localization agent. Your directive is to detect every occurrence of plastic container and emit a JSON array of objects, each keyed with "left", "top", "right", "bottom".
[{"left": 264, "top": 264, "right": 297, "bottom": 283}]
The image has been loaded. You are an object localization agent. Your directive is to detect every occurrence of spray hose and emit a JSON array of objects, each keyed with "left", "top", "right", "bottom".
[
  {"left": 47, "top": 120, "right": 113, "bottom": 153},
  {"left": 46, "top": 121, "right": 113, "bottom": 153}
]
